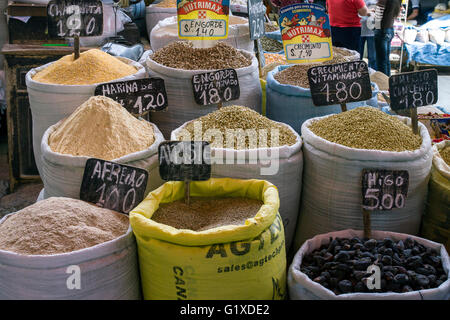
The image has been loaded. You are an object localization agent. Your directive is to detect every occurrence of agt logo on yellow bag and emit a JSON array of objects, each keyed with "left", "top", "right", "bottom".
[
  {"left": 177, "top": 0, "right": 230, "bottom": 40},
  {"left": 279, "top": 3, "right": 333, "bottom": 64}
]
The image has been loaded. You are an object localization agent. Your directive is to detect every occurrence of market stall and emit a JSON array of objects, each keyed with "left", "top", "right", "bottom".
[{"left": 0, "top": 0, "right": 448, "bottom": 303}]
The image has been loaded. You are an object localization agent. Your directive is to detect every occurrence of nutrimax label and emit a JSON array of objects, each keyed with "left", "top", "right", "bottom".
[
  {"left": 279, "top": 3, "right": 333, "bottom": 64},
  {"left": 177, "top": 0, "right": 230, "bottom": 40}
]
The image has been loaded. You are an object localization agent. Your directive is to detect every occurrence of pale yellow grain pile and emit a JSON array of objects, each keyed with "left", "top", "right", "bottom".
[
  {"left": 0, "top": 197, "right": 129, "bottom": 255},
  {"left": 308, "top": 106, "right": 422, "bottom": 152},
  {"left": 32, "top": 49, "right": 137, "bottom": 85},
  {"left": 49, "top": 96, "right": 155, "bottom": 160}
]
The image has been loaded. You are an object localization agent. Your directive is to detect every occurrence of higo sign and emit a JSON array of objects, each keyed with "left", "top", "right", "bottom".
[{"left": 279, "top": 3, "right": 333, "bottom": 63}]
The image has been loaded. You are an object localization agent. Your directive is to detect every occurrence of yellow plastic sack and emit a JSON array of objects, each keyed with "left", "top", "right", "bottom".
[
  {"left": 130, "top": 178, "right": 287, "bottom": 300},
  {"left": 421, "top": 141, "right": 450, "bottom": 252}
]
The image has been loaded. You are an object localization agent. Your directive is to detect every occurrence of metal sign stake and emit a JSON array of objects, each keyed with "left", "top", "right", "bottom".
[{"left": 74, "top": 34, "right": 80, "bottom": 60}]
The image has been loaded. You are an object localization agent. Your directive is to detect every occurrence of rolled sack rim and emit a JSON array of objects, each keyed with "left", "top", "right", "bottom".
[
  {"left": 432, "top": 140, "right": 450, "bottom": 180},
  {"left": 129, "top": 178, "right": 280, "bottom": 247},
  {"left": 146, "top": 48, "right": 258, "bottom": 79},
  {"left": 267, "top": 64, "right": 379, "bottom": 98},
  {"left": 170, "top": 118, "right": 303, "bottom": 160},
  {"left": 146, "top": 4, "right": 177, "bottom": 14},
  {"left": 25, "top": 57, "right": 146, "bottom": 95},
  {"left": 41, "top": 120, "right": 165, "bottom": 168},
  {"left": 288, "top": 229, "right": 450, "bottom": 300},
  {"left": 0, "top": 213, "right": 135, "bottom": 269},
  {"left": 301, "top": 113, "right": 432, "bottom": 162}
]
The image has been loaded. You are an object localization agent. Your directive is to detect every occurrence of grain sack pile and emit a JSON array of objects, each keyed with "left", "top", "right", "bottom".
[
  {"left": 32, "top": 49, "right": 138, "bottom": 85},
  {"left": 130, "top": 178, "right": 287, "bottom": 300},
  {"left": 26, "top": 49, "right": 145, "bottom": 177},
  {"left": 172, "top": 106, "right": 303, "bottom": 253},
  {"left": 294, "top": 107, "right": 433, "bottom": 250},
  {"left": 421, "top": 140, "right": 450, "bottom": 252},
  {"left": 146, "top": 42, "right": 262, "bottom": 138},
  {"left": 266, "top": 53, "right": 378, "bottom": 133},
  {"left": 41, "top": 96, "right": 164, "bottom": 199},
  {"left": 48, "top": 96, "right": 155, "bottom": 159},
  {"left": 0, "top": 197, "right": 140, "bottom": 300}
]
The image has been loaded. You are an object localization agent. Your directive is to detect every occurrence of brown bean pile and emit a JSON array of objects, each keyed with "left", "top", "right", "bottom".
[
  {"left": 150, "top": 41, "right": 252, "bottom": 70},
  {"left": 308, "top": 107, "right": 422, "bottom": 152},
  {"left": 151, "top": 197, "right": 263, "bottom": 231},
  {"left": 274, "top": 54, "right": 348, "bottom": 88},
  {"left": 301, "top": 236, "right": 447, "bottom": 295}
]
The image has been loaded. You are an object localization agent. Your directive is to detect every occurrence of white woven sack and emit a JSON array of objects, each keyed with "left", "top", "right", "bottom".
[
  {"left": 429, "top": 28, "right": 446, "bottom": 45},
  {"left": 40, "top": 121, "right": 165, "bottom": 200},
  {"left": 0, "top": 218, "right": 141, "bottom": 300},
  {"left": 294, "top": 113, "right": 433, "bottom": 250},
  {"left": 26, "top": 57, "right": 146, "bottom": 178},
  {"left": 150, "top": 15, "right": 254, "bottom": 52},
  {"left": 416, "top": 29, "right": 429, "bottom": 43},
  {"left": 339, "top": 47, "right": 360, "bottom": 61},
  {"left": 146, "top": 50, "right": 262, "bottom": 138},
  {"left": 403, "top": 28, "right": 419, "bottom": 44},
  {"left": 145, "top": 4, "right": 176, "bottom": 41},
  {"left": 288, "top": 229, "right": 450, "bottom": 300},
  {"left": 433, "top": 140, "right": 450, "bottom": 180},
  {"left": 171, "top": 120, "right": 303, "bottom": 252}
]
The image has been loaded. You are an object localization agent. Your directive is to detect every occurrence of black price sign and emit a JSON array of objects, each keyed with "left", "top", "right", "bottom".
[
  {"left": 80, "top": 158, "right": 148, "bottom": 214},
  {"left": 95, "top": 78, "right": 168, "bottom": 115},
  {"left": 192, "top": 69, "right": 240, "bottom": 106},
  {"left": 248, "top": 0, "right": 266, "bottom": 40},
  {"left": 47, "top": 0, "right": 103, "bottom": 38},
  {"left": 158, "top": 141, "right": 211, "bottom": 181},
  {"left": 308, "top": 60, "right": 372, "bottom": 106},
  {"left": 389, "top": 69, "right": 438, "bottom": 111},
  {"left": 362, "top": 169, "right": 409, "bottom": 211}
]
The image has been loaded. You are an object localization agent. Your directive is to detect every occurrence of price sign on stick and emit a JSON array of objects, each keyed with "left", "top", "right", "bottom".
[
  {"left": 361, "top": 169, "right": 409, "bottom": 238},
  {"left": 177, "top": 0, "right": 230, "bottom": 40},
  {"left": 192, "top": 69, "right": 240, "bottom": 108},
  {"left": 47, "top": 0, "right": 103, "bottom": 38},
  {"left": 80, "top": 158, "right": 149, "bottom": 214},
  {"left": 248, "top": 0, "right": 266, "bottom": 76},
  {"left": 158, "top": 141, "right": 211, "bottom": 205},
  {"left": 308, "top": 60, "right": 372, "bottom": 112},
  {"left": 95, "top": 78, "right": 168, "bottom": 116},
  {"left": 389, "top": 69, "right": 438, "bottom": 135},
  {"left": 279, "top": 3, "right": 333, "bottom": 64},
  {"left": 248, "top": 0, "right": 266, "bottom": 40}
]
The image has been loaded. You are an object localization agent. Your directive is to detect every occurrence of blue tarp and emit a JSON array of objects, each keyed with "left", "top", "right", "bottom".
[
  {"left": 405, "top": 42, "right": 450, "bottom": 66},
  {"left": 419, "top": 14, "right": 450, "bottom": 30},
  {"left": 404, "top": 15, "right": 450, "bottom": 66}
]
